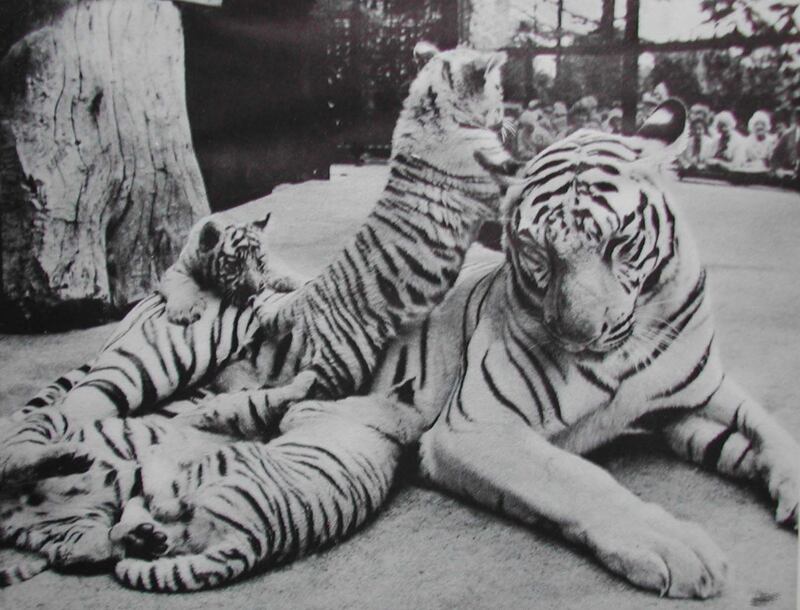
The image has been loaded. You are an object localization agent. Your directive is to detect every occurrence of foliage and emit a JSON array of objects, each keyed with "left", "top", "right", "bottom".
[
  {"left": 645, "top": 45, "right": 799, "bottom": 124},
  {"left": 699, "top": 0, "right": 799, "bottom": 36}
]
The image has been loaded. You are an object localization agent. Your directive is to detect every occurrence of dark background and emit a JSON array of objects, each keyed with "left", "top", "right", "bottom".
[{"left": 182, "top": 0, "right": 459, "bottom": 210}]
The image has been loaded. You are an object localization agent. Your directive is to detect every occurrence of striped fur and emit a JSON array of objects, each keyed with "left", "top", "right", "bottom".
[
  {"left": 399, "top": 102, "right": 798, "bottom": 598},
  {"left": 1, "top": 44, "right": 513, "bottom": 447},
  {"left": 0, "top": 293, "right": 260, "bottom": 488},
  {"left": 4, "top": 102, "right": 796, "bottom": 596},
  {"left": 173, "top": 44, "right": 515, "bottom": 436},
  {"left": 159, "top": 212, "right": 303, "bottom": 325},
  {"left": 0, "top": 43, "right": 513, "bottom": 589},
  {"left": 0, "top": 383, "right": 424, "bottom": 591}
]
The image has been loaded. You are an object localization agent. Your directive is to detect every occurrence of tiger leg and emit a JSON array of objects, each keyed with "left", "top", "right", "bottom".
[
  {"left": 660, "top": 415, "right": 759, "bottom": 480},
  {"left": 0, "top": 408, "right": 83, "bottom": 486},
  {"left": 112, "top": 455, "right": 259, "bottom": 591},
  {"left": 1, "top": 297, "right": 256, "bottom": 485},
  {"left": 115, "top": 539, "right": 254, "bottom": 592},
  {"left": 159, "top": 266, "right": 212, "bottom": 325},
  {"left": 663, "top": 376, "right": 799, "bottom": 529},
  {"left": 114, "top": 387, "right": 424, "bottom": 592},
  {"left": 420, "top": 422, "right": 728, "bottom": 598},
  {"left": 1, "top": 460, "right": 136, "bottom": 568},
  {"left": 174, "top": 370, "right": 317, "bottom": 438},
  {"left": 0, "top": 555, "right": 49, "bottom": 587}
]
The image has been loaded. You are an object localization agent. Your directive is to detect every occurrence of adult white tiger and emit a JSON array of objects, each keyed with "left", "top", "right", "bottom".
[{"left": 368, "top": 102, "right": 800, "bottom": 598}]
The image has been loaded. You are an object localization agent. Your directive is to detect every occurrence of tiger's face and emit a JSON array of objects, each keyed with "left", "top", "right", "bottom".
[
  {"left": 183, "top": 214, "right": 272, "bottom": 303},
  {"left": 506, "top": 102, "right": 687, "bottom": 355},
  {"left": 402, "top": 43, "right": 507, "bottom": 133}
]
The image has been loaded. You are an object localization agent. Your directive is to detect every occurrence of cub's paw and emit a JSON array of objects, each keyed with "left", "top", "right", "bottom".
[
  {"left": 582, "top": 503, "right": 728, "bottom": 598},
  {"left": 172, "top": 395, "right": 233, "bottom": 434},
  {"left": 165, "top": 295, "right": 206, "bottom": 325},
  {"left": 110, "top": 498, "right": 172, "bottom": 559}
]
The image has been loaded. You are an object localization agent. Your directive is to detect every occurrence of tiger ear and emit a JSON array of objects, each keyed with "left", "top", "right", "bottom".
[
  {"left": 413, "top": 41, "right": 439, "bottom": 68},
  {"left": 463, "top": 51, "right": 507, "bottom": 95},
  {"left": 198, "top": 221, "right": 221, "bottom": 252},
  {"left": 632, "top": 99, "right": 687, "bottom": 162},
  {"left": 252, "top": 212, "right": 271, "bottom": 231}
]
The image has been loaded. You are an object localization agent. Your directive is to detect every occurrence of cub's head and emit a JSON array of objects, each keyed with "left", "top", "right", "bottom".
[
  {"left": 393, "top": 42, "right": 507, "bottom": 151},
  {"left": 180, "top": 214, "right": 272, "bottom": 304},
  {"left": 505, "top": 100, "right": 689, "bottom": 354}
]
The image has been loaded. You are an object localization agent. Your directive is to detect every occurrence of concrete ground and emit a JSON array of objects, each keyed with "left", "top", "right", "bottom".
[{"left": 1, "top": 167, "right": 798, "bottom": 609}]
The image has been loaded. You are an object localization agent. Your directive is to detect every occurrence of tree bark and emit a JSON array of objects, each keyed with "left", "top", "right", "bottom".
[{"left": 0, "top": 0, "right": 209, "bottom": 331}]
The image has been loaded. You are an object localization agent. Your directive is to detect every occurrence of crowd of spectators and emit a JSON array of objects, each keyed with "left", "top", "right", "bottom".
[
  {"left": 504, "top": 84, "right": 799, "bottom": 181},
  {"left": 678, "top": 103, "right": 799, "bottom": 178}
]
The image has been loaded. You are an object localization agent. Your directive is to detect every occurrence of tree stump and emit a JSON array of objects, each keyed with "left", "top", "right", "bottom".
[{"left": 0, "top": 0, "right": 210, "bottom": 331}]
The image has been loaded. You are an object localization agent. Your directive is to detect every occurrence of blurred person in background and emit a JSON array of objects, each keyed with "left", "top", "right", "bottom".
[
  {"left": 770, "top": 106, "right": 800, "bottom": 177},
  {"left": 516, "top": 103, "right": 541, "bottom": 159},
  {"left": 568, "top": 96, "right": 600, "bottom": 134},
  {"left": 652, "top": 82, "right": 670, "bottom": 104},
  {"left": 741, "top": 110, "right": 776, "bottom": 172},
  {"left": 516, "top": 103, "right": 560, "bottom": 160},
  {"left": 500, "top": 102, "right": 522, "bottom": 155},
  {"left": 707, "top": 111, "right": 746, "bottom": 171},
  {"left": 550, "top": 101, "right": 569, "bottom": 140},
  {"left": 689, "top": 103, "right": 712, "bottom": 131},
  {"left": 678, "top": 114, "right": 715, "bottom": 170},
  {"left": 602, "top": 107, "right": 623, "bottom": 134}
]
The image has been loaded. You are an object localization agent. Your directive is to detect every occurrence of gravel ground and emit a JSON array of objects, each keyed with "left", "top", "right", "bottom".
[{"left": 1, "top": 167, "right": 798, "bottom": 609}]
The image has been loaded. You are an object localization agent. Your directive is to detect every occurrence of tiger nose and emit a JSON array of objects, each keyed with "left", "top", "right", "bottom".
[{"left": 543, "top": 311, "right": 605, "bottom": 347}]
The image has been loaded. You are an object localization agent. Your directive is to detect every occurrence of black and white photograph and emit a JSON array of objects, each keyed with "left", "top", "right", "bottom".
[{"left": 0, "top": 1, "right": 798, "bottom": 608}]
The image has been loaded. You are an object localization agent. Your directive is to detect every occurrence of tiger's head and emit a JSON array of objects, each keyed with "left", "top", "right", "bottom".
[
  {"left": 505, "top": 100, "right": 690, "bottom": 354},
  {"left": 179, "top": 214, "right": 273, "bottom": 304},
  {"left": 392, "top": 42, "right": 514, "bottom": 178}
]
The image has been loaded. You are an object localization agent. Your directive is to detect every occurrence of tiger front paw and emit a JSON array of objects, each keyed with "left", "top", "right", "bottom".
[
  {"left": 165, "top": 295, "right": 206, "bottom": 325},
  {"left": 761, "top": 445, "right": 800, "bottom": 529},
  {"left": 110, "top": 497, "right": 173, "bottom": 559},
  {"left": 172, "top": 395, "right": 235, "bottom": 434},
  {"left": 579, "top": 502, "right": 728, "bottom": 598}
]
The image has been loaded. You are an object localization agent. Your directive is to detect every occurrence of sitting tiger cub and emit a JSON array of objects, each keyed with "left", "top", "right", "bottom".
[{"left": 159, "top": 213, "right": 304, "bottom": 325}]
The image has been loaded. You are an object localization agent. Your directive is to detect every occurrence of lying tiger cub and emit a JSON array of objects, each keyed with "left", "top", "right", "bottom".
[
  {"left": 159, "top": 212, "right": 304, "bottom": 325},
  {"left": 0, "top": 381, "right": 424, "bottom": 590}
]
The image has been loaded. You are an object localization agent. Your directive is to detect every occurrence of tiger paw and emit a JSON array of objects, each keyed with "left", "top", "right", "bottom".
[
  {"left": 172, "top": 395, "right": 234, "bottom": 434},
  {"left": 166, "top": 295, "right": 206, "bottom": 325},
  {"left": 110, "top": 498, "right": 171, "bottom": 559},
  {"left": 580, "top": 502, "right": 729, "bottom": 598},
  {"left": 761, "top": 445, "right": 800, "bottom": 530}
]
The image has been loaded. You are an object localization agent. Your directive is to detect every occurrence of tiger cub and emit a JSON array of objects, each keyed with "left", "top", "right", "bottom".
[
  {"left": 0, "top": 381, "right": 424, "bottom": 591},
  {"left": 175, "top": 41, "right": 520, "bottom": 436},
  {"left": 159, "top": 213, "right": 304, "bottom": 325}
]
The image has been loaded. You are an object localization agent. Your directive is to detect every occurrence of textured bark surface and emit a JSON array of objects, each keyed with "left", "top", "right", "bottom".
[{"left": 0, "top": 0, "right": 209, "bottom": 330}]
